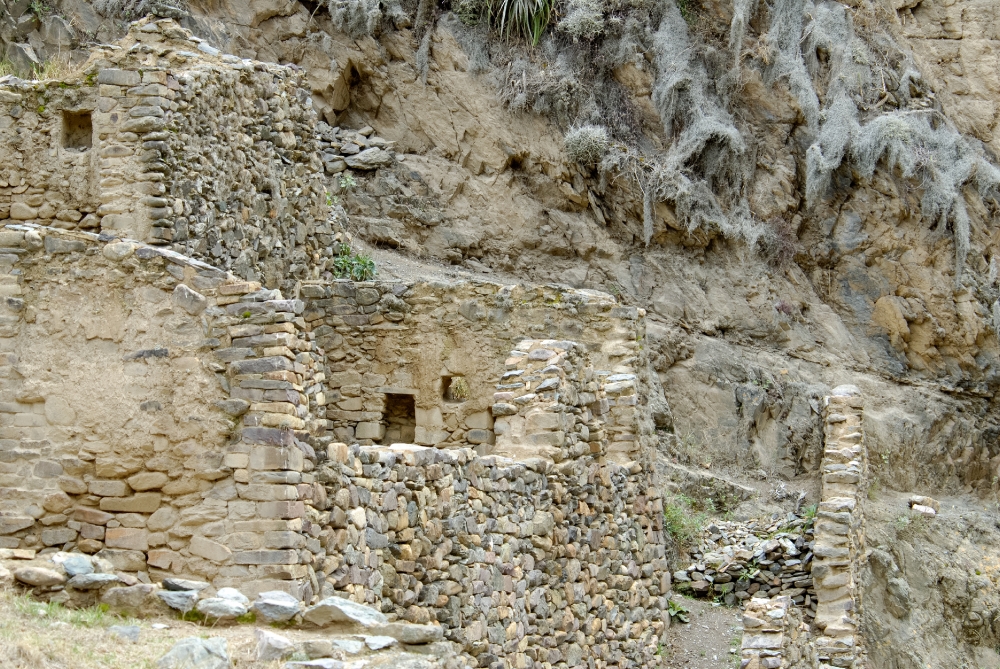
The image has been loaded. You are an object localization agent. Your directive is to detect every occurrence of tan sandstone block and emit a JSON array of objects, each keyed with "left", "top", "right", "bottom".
[
  {"left": 127, "top": 472, "right": 169, "bottom": 491},
  {"left": 100, "top": 493, "right": 161, "bottom": 513},
  {"left": 188, "top": 535, "right": 232, "bottom": 563},
  {"left": 106, "top": 527, "right": 149, "bottom": 551}
]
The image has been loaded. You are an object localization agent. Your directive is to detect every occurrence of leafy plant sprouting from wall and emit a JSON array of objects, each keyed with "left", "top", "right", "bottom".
[{"left": 331, "top": 244, "right": 376, "bottom": 281}]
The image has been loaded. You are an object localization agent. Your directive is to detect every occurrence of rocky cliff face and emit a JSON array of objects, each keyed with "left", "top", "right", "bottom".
[{"left": 4, "top": 0, "right": 1000, "bottom": 665}]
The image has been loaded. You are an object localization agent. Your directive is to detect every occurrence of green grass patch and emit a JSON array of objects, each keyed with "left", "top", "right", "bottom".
[{"left": 664, "top": 494, "right": 707, "bottom": 548}]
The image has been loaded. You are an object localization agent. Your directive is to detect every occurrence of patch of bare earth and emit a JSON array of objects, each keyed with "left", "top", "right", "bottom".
[{"left": 659, "top": 597, "right": 743, "bottom": 669}]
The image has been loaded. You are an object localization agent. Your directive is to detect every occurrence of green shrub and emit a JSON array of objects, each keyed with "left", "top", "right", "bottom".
[{"left": 332, "top": 244, "right": 376, "bottom": 281}]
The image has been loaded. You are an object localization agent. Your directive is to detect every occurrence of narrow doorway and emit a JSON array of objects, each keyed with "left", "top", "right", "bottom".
[{"left": 381, "top": 394, "right": 416, "bottom": 444}]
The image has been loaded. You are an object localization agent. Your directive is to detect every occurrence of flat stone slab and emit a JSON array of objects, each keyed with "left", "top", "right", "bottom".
[{"left": 302, "top": 596, "right": 387, "bottom": 628}]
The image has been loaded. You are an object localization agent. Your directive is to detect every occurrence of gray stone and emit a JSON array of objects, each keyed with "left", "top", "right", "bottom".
[
  {"left": 108, "top": 625, "right": 140, "bottom": 642},
  {"left": 68, "top": 573, "right": 120, "bottom": 590},
  {"left": 14, "top": 566, "right": 66, "bottom": 587},
  {"left": 173, "top": 284, "right": 208, "bottom": 315},
  {"left": 303, "top": 596, "right": 388, "bottom": 628},
  {"left": 61, "top": 554, "right": 94, "bottom": 577},
  {"left": 44, "top": 236, "right": 86, "bottom": 254},
  {"left": 216, "top": 587, "right": 250, "bottom": 606},
  {"left": 252, "top": 590, "right": 302, "bottom": 623},
  {"left": 157, "top": 637, "right": 230, "bottom": 669},
  {"left": 102, "top": 584, "right": 159, "bottom": 616},
  {"left": 364, "top": 636, "right": 397, "bottom": 650},
  {"left": 163, "top": 577, "right": 210, "bottom": 592},
  {"left": 331, "top": 639, "right": 365, "bottom": 654},
  {"left": 255, "top": 628, "right": 294, "bottom": 661},
  {"left": 196, "top": 597, "right": 248, "bottom": 619},
  {"left": 344, "top": 148, "right": 393, "bottom": 170},
  {"left": 285, "top": 661, "right": 343, "bottom": 669},
  {"left": 376, "top": 622, "right": 444, "bottom": 644},
  {"left": 157, "top": 589, "right": 198, "bottom": 612},
  {"left": 98, "top": 69, "right": 141, "bottom": 86}
]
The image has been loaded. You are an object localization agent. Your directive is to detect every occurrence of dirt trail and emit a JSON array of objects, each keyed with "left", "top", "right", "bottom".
[{"left": 659, "top": 597, "right": 743, "bottom": 669}]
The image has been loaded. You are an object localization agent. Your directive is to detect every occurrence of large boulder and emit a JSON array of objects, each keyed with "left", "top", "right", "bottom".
[
  {"left": 157, "top": 589, "right": 198, "bottom": 613},
  {"left": 67, "top": 573, "right": 119, "bottom": 590},
  {"left": 252, "top": 590, "right": 302, "bottom": 623},
  {"left": 102, "top": 584, "right": 169, "bottom": 617},
  {"left": 14, "top": 566, "right": 66, "bottom": 588},
  {"left": 196, "top": 597, "right": 247, "bottom": 620},
  {"left": 303, "top": 596, "right": 387, "bottom": 628},
  {"left": 254, "top": 628, "right": 294, "bottom": 661},
  {"left": 157, "top": 637, "right": 230, "bottom": 669}
]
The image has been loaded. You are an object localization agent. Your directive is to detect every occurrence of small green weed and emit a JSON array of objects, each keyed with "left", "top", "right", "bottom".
[
  {"left": 339, "top": 173, "right": 357, "bottom": 190},
  {"left": 0, "top": 60, "right": 15, "bottom": 77},
  {"left": 667, "top": 599, "right": 690, "bottom": 623},
  {"left": 676, "top": 0, "right": 698, "bottom": 24},
  {"left": 331, "top": 244, "right": 376, "bottom": 281},
  {"left": 29, "top": 0, "right": 50, "bottom": 17}
]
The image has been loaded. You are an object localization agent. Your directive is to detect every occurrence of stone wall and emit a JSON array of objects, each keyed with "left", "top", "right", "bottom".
[
  {"left": 810, "top": 387, "right": 866, "bottom": 668},
  {"left": 312, "top": 440, "right": 667, "bottom": 669},
  {"left": 0, "top": 17, "right": 328, "bottom": 289},
  {"left": 737, "top": 386, "right": 867, "bottom": 669},
  {"left": 296, "top": 279, "right": 649, "bottom": 452},
  {"left": 0, "top": 222, "right": 670, "bottom": 668},
  {"left": 0, "top": 79, "right": 101, "bottom": 230}
]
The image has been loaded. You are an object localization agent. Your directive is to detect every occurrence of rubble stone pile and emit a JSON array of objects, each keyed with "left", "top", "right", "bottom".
[{"left": 672, "top": 515, "right": 817, "bottom": 617}]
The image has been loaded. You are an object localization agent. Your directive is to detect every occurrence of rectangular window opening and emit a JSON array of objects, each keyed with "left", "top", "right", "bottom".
[
  {"left": 381, "top": 394, "right": 416, "bottom": 444},
  {"left": 62, "top": 110, "right": 93, "bottom": 151}
]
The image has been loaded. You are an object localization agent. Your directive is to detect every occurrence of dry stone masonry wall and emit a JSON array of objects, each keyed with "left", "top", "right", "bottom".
[
  {"left": 0, "top": 17, "right": 329, "bottom": 292},
  {"left": 314, "top": 440, "right": 668, "bottom": 669},
  {"left": 0, "top": 215, "right": 670, "bottom": 668},
  {"left": 737, "top": 387, "right": 867, "bottom": 669}
]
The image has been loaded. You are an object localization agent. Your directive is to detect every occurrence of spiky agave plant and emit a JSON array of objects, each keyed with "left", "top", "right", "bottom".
[{"left": 488, "top": 0, "right": 554, "bottom": 45}]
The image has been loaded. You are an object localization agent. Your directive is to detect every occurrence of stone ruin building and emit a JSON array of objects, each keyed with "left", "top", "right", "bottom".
[{"left": 0, "top": 17, "right": 873, "bottom": 669}]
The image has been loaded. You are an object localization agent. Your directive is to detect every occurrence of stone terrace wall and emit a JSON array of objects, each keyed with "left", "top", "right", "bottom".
[
  {"left": 0, "top": 17, "right": 329, "bottom": 290},
  {"left": 313, "top": 441, "right": 668, "bottom": 669},
  {"left": 297, "top": 279, "right": 648, "bottom": 452},
  {"left": 492, "top": 339, "right": 653, "bottom": 466},
  {"left": 0, "top": 223, "right": 671, "bottom": 668}
]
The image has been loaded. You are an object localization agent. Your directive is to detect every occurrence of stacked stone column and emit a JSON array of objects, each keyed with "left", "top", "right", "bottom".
[
  {"left": 811, "top": 386, "right": 865, "bottom": 668},
  {"left": 213, "top": 280, "right": 326, "bottom": 599},
  {"left": 94, "top": 66, "right": 171, "bottom": 243},
  {"left": 740, "top": 596, "right": 813, "bottom": 669}
]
